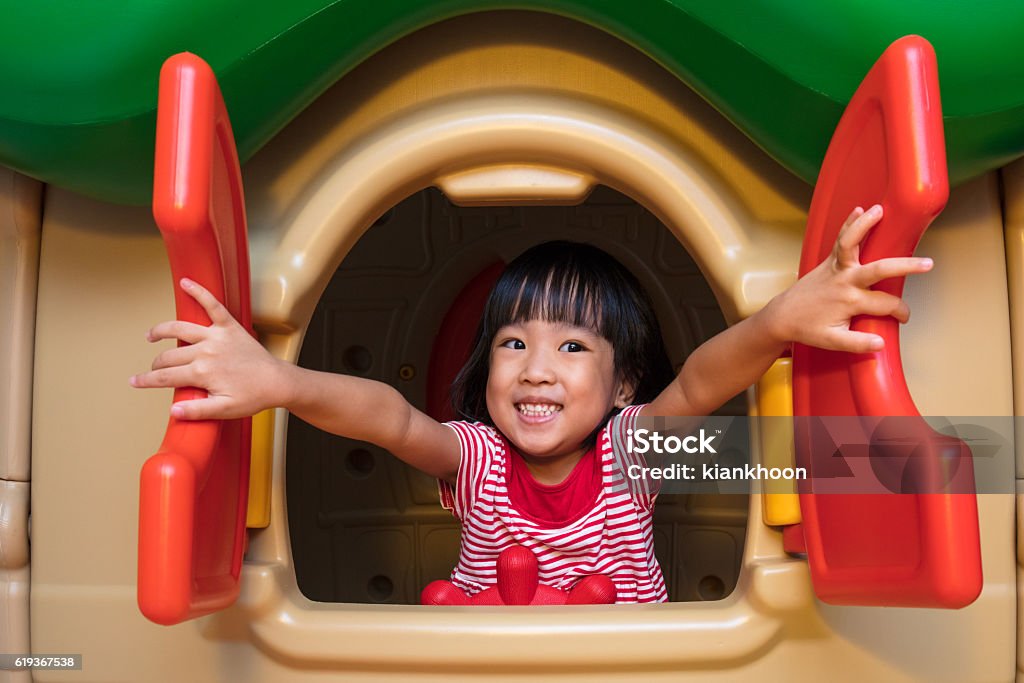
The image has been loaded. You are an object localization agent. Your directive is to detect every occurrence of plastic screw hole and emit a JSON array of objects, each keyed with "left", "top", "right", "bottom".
[
  {"left": 698, "top": 575, "right": 726, "bottom": 601},
  {"left": 342, "top": 345, "right": 372, "bottom": 374},
  {"left": 367, "top": 575, "right": 394, "bottom": 602},
  {"left": 345, "top": 449, "right": 375, "bottom": 478}
]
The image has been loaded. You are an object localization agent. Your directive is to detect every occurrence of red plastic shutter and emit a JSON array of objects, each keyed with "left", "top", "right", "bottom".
[
  {"left": 138, "top": 53, "right": 254, "bottom": 625},
  {"left": 425, "top": 262, "right": 505, "bottom": 422},
  {"left": 792, "top": 36, "right": 981, "bottom": 608}
]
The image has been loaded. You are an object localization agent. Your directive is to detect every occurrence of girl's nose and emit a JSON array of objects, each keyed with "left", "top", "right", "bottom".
[{"left": 519, "top": 348, "right": 556, "bottom": 384}]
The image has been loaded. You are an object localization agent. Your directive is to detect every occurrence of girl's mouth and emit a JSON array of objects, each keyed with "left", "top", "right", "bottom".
[{"left": 515, "top": 402, "right": 563, "bottom": 420}]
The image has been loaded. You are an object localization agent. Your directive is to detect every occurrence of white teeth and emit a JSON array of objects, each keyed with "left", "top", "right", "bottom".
[{"left": 516, "top": 403, "right": 562, "bottom": 417}]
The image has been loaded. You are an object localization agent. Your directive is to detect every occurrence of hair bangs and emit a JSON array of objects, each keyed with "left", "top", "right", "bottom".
[{"left": 501, "top": 266, "right": 606, "bottom": 336}]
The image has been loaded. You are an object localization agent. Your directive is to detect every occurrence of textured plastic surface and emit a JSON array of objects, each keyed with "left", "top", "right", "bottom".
[
  {"left": 2, "top": 3, "right": 1024, "bottom": 203},
  {"left": 138, "top": 53, "right": 253, "bottom": 625},
  {"left": 792, "top": 36, "right": 981, "bottom": 608},
  {"left": 421, "top": 545, "right": 617, "bottom": 605}
]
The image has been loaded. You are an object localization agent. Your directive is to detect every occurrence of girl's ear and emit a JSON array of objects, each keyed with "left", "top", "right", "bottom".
[{"left": 614, "top": 378, "right": 636, "bottom": 409}]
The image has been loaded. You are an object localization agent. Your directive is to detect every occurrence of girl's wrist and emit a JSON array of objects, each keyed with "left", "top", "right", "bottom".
[
  {"left": 269, "top": 358, "right": 300, "bottom": 411},
  {"left": 758, "top": 294, "right": 795, "bottom": 350}
]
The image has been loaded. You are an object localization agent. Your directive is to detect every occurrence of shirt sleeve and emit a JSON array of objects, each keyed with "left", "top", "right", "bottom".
[
  {"left": 437, "top": 421, "right": 496, "bottom": 520},
  {"left": 607, "top": 404, "right": 661, "bottom": 511}
]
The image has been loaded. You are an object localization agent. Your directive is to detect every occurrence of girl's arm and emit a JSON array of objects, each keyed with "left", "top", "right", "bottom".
[
  {"left": 130, "top": 278, "right": 460, "bottom": 482},
  {"left": 643, "top": 205, "right": 932, "bottom": 417},
  {"left": 643, "top": 309, "right": 787, "bottom": 417},
  {"left": 279, "top": 366, "right": 460, "bottom": 482}
]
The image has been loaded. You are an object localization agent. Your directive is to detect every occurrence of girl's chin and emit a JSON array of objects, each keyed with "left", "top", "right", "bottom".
[
  {"left": 506, "top": 431, "right": 580, "bottom": 460},
  {"left": 509, "top": 428, "right": 553, "bottom": 448}
]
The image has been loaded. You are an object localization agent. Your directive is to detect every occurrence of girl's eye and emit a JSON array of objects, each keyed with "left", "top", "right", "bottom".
[
  {"left": 559, "top": 341, "right": 584, "bottom": 353},
  {"left": 500, "top": 339, "right": 526, "bottom": 350}
]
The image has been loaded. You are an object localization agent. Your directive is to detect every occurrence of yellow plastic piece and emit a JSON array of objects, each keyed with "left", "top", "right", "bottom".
[
  {"left": 437, "top": 164, "right": 596, "bottom": 206},
  {"left": 756, "top": 357, "right": 800, "bottom": 526},
  {"left": 246, "top": 408, "right": 274, "bottom": 528}
]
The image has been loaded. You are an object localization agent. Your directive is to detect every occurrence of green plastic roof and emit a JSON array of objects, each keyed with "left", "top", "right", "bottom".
[{"left": 0, "top": 1, "right": 1022, "bottom": 204}]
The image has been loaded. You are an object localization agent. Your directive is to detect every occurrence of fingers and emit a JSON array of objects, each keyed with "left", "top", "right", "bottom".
[
  {"left": 820, "top": 290, "right": 911, "bottom": 353},
  {"left": 841, "top": 206, "right": 865, "bottom": 229},
  {"left": 145, "top": 279, "right": 240, "bottom": 342},
  {"left": 129, "top": 367, "right": 241, "bottom": 419},
  {"left": 146, "top": 320, "right": 208, "bottom": 344},
  {"left": 170, "top": 395, "right": 236, "bottom": 421},
  {"left": 150, "top": 345, "right": 199, "bottom": 371},
  {"left": 835, "top": 204, "right": 883, "bottom": 268},
  {"left": 129, "top": 365, "right": 196, "bottom": 389},
  {"left": 857, "top": 290, "right": 911, "bottom": 323},
  {"left": 180, "top": 278, "right": 235, "bottom": 327},
  {"left": 825, "top": 329, "right": 885, "bottom": 354},
  {"left": 854, "top": 256, "right": 933, "bottom": 287},
  {"left": 130, "top": 354, "right": 246, "bottom": 420}
]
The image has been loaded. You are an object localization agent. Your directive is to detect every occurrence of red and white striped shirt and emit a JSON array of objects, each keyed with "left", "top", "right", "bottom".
[{"left": 438, "top": 405, "right": 667, "bottom": 603}]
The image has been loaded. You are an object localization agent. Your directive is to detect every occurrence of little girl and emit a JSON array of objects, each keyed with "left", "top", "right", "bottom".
[{"left": 132, "top": 204, "right": 929, "bottom": 603}]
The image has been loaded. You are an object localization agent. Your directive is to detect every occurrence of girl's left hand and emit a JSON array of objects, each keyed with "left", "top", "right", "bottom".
[{"left": 764, "top": 204, "right": 933, "bottom": 353}]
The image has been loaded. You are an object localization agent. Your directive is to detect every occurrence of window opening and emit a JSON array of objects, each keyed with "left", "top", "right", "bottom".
[{"left": 286, "top": 186, "right": 747, "bottom": 604}]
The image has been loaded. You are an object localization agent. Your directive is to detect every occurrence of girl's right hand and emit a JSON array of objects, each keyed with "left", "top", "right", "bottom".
[{"left": 129, "top": 278, "right": 290, "bottom": 420}]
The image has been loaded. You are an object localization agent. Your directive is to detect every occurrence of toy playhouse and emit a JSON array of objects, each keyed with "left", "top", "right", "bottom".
[{"left": 1, "top": 3, "right": 1024, "bottom": 681}]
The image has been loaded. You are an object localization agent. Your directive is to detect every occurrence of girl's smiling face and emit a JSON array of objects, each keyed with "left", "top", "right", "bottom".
[
  {"left": 450, "top": 242, "right": 675, "bottom": 471},
  {"left": 486, "top": 319, "right": 631, "bottom": 465}
]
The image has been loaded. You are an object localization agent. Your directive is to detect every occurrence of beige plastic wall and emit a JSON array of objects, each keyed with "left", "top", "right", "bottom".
[
  {"left": 0, "top": 169, "right": 41, "bottom": 683},
  {"left": 27, "top": 11, "right": 1015, "bottom": 683}
]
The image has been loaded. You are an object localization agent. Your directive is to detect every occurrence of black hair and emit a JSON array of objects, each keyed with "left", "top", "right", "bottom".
[{"left": 451, "top": 241, "right": 675, "bottom": 428}]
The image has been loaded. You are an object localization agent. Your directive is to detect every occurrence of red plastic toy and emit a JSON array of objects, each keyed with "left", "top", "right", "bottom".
[
  {"left": 422, "top": 546, "right": 618, "bottom": 605},
  {"left": 791, "top": 36, "right": 981, "bottom": 608},
  {"left": 137, "top": 53, "right": 253, "bottom": 625}
]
